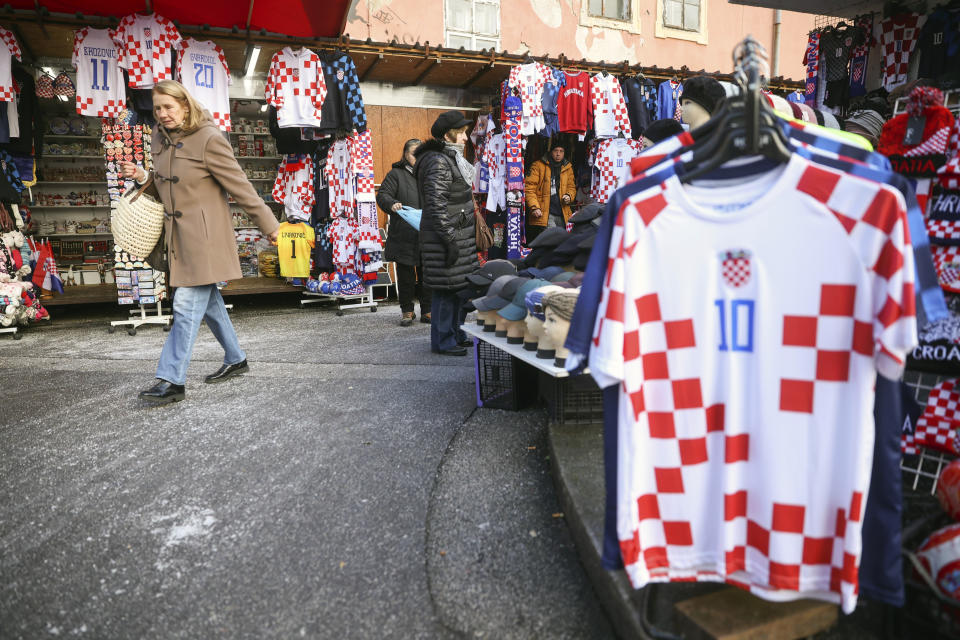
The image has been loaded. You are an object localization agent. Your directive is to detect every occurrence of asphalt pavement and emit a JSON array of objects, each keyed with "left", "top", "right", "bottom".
[{"left": 0, "top": 296, "right": 613, "bottom": 639}]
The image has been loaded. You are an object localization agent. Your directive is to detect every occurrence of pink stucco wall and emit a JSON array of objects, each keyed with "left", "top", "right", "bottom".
[{"left": 346, "top": 0, "right": 816, "bottom": 82}]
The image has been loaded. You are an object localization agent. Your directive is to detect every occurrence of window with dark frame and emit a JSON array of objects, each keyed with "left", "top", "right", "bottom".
[
  {"left": 663, "top": 0, "right": 700, "bottom": 32},
  {"left": 588, "top": 0, "right": 632, "bottom": 22}
]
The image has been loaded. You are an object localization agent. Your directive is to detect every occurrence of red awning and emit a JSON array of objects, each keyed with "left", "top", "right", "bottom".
[{"left": 7, "top": 0, "right": 353, "bottom": 38}]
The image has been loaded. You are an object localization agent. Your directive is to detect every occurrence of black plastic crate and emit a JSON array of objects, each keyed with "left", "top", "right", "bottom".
[
  {"left": 475, "top": 340, "right": 538, "bottom": 410},
  {"left": 539, "top": 371, "right": 604, "bottom": 424}
]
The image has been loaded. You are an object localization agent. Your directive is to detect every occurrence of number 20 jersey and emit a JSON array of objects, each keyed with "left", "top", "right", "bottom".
[
  {"left": 72, "top": 28, "right": 126, "bottom": 118},
  {"left": 176, "top": 38, "right": 232, "bottom": 132},
  {"left": 589, "top": 155, "right": 917, "bottom": 614}
]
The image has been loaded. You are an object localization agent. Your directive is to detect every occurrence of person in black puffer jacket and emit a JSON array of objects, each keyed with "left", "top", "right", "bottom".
[
  {"left": 415, "top": 110, "right": 478, "bottom": 356},
  {"left": 377, "top": 138, "right": 432, "bottom": 327}
]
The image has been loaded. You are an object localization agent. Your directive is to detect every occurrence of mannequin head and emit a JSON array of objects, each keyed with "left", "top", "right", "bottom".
[
  {"left": 524, "top": 284, "right": 565, "bottom": 345},
  {"left": 542, "top": 290, "right": 579, "bottom": 366},
  {"left": 506, "top": 319, "right": 526, "bottom": 343},
  {"left": 494, "top": 314, "right": 509, "bottom": 337},
  {"left": 681, "top": 99, "right": 711, "bottom": 129},
  {"left": 524, "top": 313, "right": 544, "bottom": 343},
  {"left": 678, "top": 75, "right": 726, "bottom": 130}
]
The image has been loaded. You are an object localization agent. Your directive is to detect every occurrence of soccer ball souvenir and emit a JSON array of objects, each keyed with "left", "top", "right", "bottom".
[
  {"left": 915, "top": 523, "right": 960, "bottom": 602},
  {"left": 938, "top": 459, "right": 960, "bottom": 522}
]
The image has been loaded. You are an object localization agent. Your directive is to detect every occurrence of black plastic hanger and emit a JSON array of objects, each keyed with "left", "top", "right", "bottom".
[{"left": 678, "top": 36, "right": 792, "bottom": 183}]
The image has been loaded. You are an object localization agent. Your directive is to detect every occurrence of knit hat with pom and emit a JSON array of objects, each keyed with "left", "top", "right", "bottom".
[{"left": 878, "top": 87, "right": 956, "bottom": 176}]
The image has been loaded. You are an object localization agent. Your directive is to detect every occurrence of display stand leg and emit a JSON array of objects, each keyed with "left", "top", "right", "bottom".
[
  {"left": 300, "top": 289, "right": 378, "bottom": 316},
  {"left": 0, "top": 326, "right": 20, "bottom": 340},
  {"left": 109, "top": 302, "right": 173, "bottom": 335}
]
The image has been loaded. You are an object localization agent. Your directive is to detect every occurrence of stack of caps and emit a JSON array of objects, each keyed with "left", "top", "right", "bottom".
[
  {"left": 522, "top": 205, "right": 602, "bottom": 272},
  {"left": 463, "top": 259, "right": 518, "bottom": 311}
]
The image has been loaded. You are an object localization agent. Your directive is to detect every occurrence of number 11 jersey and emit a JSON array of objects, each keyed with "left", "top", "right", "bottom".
[
  {"left": 176, "top": 38, "right": 232, "bottom": 132},
  {"left": 72, "top": 28, "right": 126, "bottom": 118}
]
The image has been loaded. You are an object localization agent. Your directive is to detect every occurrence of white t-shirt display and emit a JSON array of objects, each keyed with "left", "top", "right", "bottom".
[
  {"left": 72, "top": 28, "right": 126, "bottom": 118},
  {"left": 176, "top": 38, "right": 232, "bottom": 131},
  {"left": 589, "top": 155, "right": 917, "bottom": 614},
  {"left": 265, "top": 47, "right": 327, "bottom": 129}
]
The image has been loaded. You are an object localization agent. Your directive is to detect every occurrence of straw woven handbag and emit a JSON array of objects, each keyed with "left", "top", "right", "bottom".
[{"left": 113, "top": 175, "right": 165, "bottom": 259}]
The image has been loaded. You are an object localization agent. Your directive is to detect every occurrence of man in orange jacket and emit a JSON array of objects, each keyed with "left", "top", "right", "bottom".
[{"left": 525, "top": 142, "right": 577, "bottom": 243}]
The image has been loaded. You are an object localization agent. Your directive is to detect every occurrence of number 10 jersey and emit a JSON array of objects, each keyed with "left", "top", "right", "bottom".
[
  {"left": 176, "top": 38, "right": 232, "bottom": 132},
  {"left": 72, "top": 28, "right": 126, "bottom": 118},
  {"left": 589, "top": 155, "right": 917, "bottom": 614}
]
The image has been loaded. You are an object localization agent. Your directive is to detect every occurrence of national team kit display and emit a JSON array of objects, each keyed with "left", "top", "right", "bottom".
[
  {"left": 58, "top": 13, "right": 381, "bottom": 293},
  {"left": 8, "top": 5, "right": 960, "bottom": 630}
]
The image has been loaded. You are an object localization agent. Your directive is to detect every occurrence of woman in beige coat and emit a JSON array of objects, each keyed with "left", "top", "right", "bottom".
[{"left": 120, "top": 80, "right": 279, "bottom": 406}]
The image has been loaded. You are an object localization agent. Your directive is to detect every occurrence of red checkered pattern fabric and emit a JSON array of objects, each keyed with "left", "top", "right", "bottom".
[
  {"left": 591, "top": 137, "right": 643, "bottom": 203},
  {"left": 878, "top": 13, "right": 920, "bottom": 92},
  {"left": 114, "top": 13, "right": 181, "bottom": 89},
  {"left": 931, "top": 244, "right": 960, "bottom": 293},
  {"left": 937, "top": 119, "right": 960, "bottom": 190},
  {"left": 901, "top": 415, "right": 920, "bottom": 455},
  {"left": 272, "top": 155, "right": 315, "bottom": 222},
  {"left": 0, "top": 27, "right": 21, "bottom": 103},
  {"left": 914, "top": 380, "right": 960, "bottom": 456},
  {"left": 721, "top": 253, "right": 751, "bottom": 288},
  {"left": 508, "top": 62, "right": 549, "bottom": 134},
  {"left": 325, "top": 138, "right": 356, "bottom": 218},
  {"left": 903, "top": 126, "right": 953, "bottom": 158},
  {"left": 356, "top": 196, "right": 382, "bottom": 252},
  {"left": 348, "top": 129, "right": 375, "bottom": 195},
  {"left": 72, "top": 27, "right": 126, "bottom": 118},
  {"left": 176, "top": 38, "right": 232, "bottom": 132},
  {"left": 926, "top": 218, "right": 960, "bottom": 242},
  {"left": 589, "top": 156, "right": 916, "bottom": 615},
  {"left": 265, "top": 47, "right": 328, "bottom": 128},
  {"left": 914, "top": 177, "right": 934, "bottom": 218},
  {"left": 327, "top": 214, "right": 359, "bottom": 270},
  {"left": 590, "top": 73, "right": 632, "bottom": 139}
]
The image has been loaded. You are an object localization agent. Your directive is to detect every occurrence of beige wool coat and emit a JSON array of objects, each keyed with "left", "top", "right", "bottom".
[{"left": 145, "top": 111, "right": 279, "bottom": 287}]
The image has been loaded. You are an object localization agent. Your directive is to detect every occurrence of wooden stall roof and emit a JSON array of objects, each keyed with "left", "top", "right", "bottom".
[{"left": 2, "top": 7, "right": 804, "bottom": 92}]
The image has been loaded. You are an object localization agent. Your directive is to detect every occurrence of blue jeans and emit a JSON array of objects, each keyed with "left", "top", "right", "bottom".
[
  {"left": 156, "top": 284, "right": 245, "bottom": 385},
  {"left": 430, "top": 289, "right": 467, "bottom": 352}
]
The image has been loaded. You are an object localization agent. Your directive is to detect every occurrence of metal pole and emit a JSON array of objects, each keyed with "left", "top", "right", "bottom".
[{"left": 772, "top": 9, "right": 782, "bottom": 77}]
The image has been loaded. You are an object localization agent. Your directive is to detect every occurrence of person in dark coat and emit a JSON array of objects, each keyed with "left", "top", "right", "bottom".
[
  {"left": 377, "top": 138, "right": 432, "bottom": 327},
  {"left": 415, "top": 111, "right": 478, "bottom": 356}
]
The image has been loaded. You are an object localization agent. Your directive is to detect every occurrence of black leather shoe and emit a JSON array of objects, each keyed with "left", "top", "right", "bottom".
[
  {"left": 458, "top": 339, "right": 473, "bottom": 347},
  {"left": 204, "top": 359, "right": 249, "bottom": 384},
  {"left": 435, "top": 347, "right": 467, "bottom": 356},
  {"left": 139, "top": 380, "right": 185, "bottom": 405}
]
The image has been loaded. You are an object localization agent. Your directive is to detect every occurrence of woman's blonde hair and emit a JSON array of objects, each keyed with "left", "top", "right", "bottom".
[
  {"left": 152, "top": 80, "right": 207, "bottom": 132},
  {"left": 443, "top": 125, "right": 469, "bottom": 142}
]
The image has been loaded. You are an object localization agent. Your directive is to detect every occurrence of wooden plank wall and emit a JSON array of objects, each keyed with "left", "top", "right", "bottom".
[{"left": 366, "top": 105, "right": 470, "bottom": 227}]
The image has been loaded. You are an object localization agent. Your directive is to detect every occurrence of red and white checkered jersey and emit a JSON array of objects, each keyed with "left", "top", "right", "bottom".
[
  {"left": 508, "top": 62, "right": 549, "bottom": 135},
  {"left": 327, "top": 214, "right": 359, "bottom": 269},
  {"left": 591, "top": 73, "right": 631, "bottom": 139},
  {"left": 265, "top": 47, "right": 327, "bottom": 128},
  {"left": 72, "top": 28, "right": 126, "bottom": 118},
  {"left": 326, "top": 138, "right": 356, "bottom": 217},
  {"left": 273, "top": 155, "right": 315, "bottom": 222},
  {"left": 589, "top": 155, "right": 917, "bottom": 614},
  {"left": 0, "top": 27, "right": 21, "bottom": 103},
  {"left": 558, "top": 70, "right": 593, "bottom": 135},
  {"left": 114, "top": 13, "right": 181, "bottom": 89},
  {"left": 176, "top": 38, "right": 232, "bottom": 132},
  {"left": 591, "top": 137, "right": 644, "bottom": 203},
  {"left": 347, "top": 129, "right": 375, "bottom": 195},
  {"left": 878, "top": 13, "right": 920, "bottom": 92}
]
